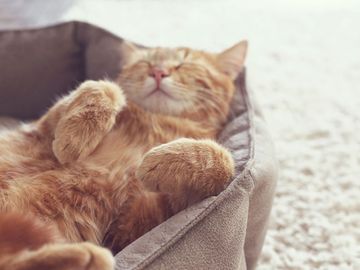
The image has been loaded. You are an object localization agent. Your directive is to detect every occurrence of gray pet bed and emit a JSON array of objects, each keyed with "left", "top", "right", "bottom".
[{"left": 0, "top": 22, "right": 277, "bottom": 270}]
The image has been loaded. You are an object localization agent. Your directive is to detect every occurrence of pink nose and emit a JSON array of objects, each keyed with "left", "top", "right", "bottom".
[{"left": 149, "top": 67, "right": 169, "bottom": 86}]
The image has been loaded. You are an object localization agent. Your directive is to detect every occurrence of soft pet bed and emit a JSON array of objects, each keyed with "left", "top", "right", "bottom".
[{"left": 0, "top": 22, "right": 277, "bottom": 270}]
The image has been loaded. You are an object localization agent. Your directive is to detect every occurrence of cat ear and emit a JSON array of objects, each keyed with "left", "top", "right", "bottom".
[
  {"left": 217, "top": 40, "right": 248, "bottom": 79},
  {"left": 121, "top": 41, "right": 141, "bottom": 64}
]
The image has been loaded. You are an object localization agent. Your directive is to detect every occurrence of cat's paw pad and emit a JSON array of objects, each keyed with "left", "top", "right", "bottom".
[{"left": 137, "top": 138, "right": 235, "bottom": 196}]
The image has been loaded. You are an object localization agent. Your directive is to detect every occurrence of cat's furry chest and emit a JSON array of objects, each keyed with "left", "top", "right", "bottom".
[
  {"left": 85, "top": 117, "right": 180, "bottom": 173},
  {"left": 85, "top": 106, "right": 205, "bottom": 172},
  {"left": 87, "top": 129, "right": 148, "bottom": 172}
]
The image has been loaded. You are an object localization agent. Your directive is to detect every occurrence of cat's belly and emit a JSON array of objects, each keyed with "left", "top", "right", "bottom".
[{"left": 85, "top": 129, "right": 151, "bottom": 174}]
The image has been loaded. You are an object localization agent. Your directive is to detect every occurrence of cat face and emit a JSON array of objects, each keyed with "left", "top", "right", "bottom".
[{"left": 117, "top": 41, "right": 247, "bottom": 123}]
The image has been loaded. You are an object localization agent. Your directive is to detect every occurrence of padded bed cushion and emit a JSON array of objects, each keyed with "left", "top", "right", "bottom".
[{"left": 0, "top": 21, "right": 277, "bottom": 270}]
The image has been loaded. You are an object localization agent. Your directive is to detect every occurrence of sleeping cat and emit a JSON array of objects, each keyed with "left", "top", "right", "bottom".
[{"left": 0, "top": 40, "right": 247, "bottom": 270}]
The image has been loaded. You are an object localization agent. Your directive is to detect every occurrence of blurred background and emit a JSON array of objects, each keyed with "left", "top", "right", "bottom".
[{"left": 1, "top": 0, "right": 359, "bottom": 269}]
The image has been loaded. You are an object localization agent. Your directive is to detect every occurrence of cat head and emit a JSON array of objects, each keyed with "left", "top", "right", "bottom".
[{"left": 117, "top": 41, "right": 247, "bottom": 125}]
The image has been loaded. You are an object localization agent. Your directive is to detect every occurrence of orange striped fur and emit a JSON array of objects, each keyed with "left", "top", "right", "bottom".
[{"left": 0, "top": 41, "right": 247, "bottom": 270}]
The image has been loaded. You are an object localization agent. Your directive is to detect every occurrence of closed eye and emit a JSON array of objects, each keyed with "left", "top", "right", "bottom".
[
  {"left": 136, "top": 60, "right": 151, "bottom": 67},
  {"left": 175, "top": 62, "right": 199, "bottom": 70},
  {"left": 175, "top": 63, "right": 184, "bottom": 70},
  {"left": 176, "top": 62, "right": 208, "bottom": 75}
]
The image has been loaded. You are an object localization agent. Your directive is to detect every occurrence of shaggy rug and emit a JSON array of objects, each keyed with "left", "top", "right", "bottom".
[{"left": 1, "top": 0, "right": 359, "bottom": 268}]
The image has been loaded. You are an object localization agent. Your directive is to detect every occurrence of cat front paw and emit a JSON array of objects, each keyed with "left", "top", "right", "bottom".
[
  {"left": 137, "top": 138, "right": 235, "bottom": 200},
  {"left": 52, "top": 80, "right": 126, "bottom": 164},
  {"left": 76, "top": 80, "right": 126, "bottom": 111}
]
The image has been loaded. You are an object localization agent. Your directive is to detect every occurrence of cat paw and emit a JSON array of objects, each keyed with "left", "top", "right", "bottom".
[
  {"left": 75, "top": 242, "right": 115, "bottom": 270},
  {"left": 4, "top": 242, "right": 115, "bottom": 270},
  {"left": 137, "top": 138, "right": 235, "bottom": 198},
  {"left": 75, "top": 80, "right": 126, "bottom": 111},
  {"left": 53, "top": 80, "right": 126, "bottom": 164},
  {"left": 50, "top": 242, "right": 114, "bottom": 270}
]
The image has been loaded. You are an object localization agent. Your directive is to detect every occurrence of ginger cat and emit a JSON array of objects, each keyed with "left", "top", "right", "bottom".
[{"left": 0, "top": 41, "right": 247, "bottom": 270}]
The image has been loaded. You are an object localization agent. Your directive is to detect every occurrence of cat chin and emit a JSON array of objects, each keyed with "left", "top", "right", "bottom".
[
  {"left": 145, "top": 88, "right": 176, "bottom": 100},
  {"left": 127, "top": 79, "right": 192, "bottom": 115},
  {"left": 135, "top": 95, "right": 186, "bottom": 116}
]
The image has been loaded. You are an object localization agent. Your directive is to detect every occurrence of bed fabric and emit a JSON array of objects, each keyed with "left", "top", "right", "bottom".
[{"left": 0, "top": 21, "right": 277, "bottom": 270}]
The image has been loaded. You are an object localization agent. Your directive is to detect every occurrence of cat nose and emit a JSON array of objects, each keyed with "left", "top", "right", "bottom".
[{"left": 149, "top": 67, "right": 170, "bottom": 86}]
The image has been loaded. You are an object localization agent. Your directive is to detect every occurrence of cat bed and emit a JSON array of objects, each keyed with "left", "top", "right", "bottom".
[{"left": 0, "top": 22, "right": 277, "bottom": 270}]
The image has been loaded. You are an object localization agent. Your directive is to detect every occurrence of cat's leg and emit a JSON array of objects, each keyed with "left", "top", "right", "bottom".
[
  {"left": 0, "top": 242, "right": 115, "bottom": 270},
  {"left": 49, "top": 80, "right": 126, "bottom": 164},
  {"left": 104, "top": 186, "right": 172, "bottom": 254},
  {"left": 136, "top": 138, "right": 235, "bottom": 212},
  {"left": 0, "top": 212, "right": 114, "bottom": 270},
  {"left": 105, "top": 139, "right": 233, "bottom": 253}
]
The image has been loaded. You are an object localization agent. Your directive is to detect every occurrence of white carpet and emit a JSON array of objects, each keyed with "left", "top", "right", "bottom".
[{"left": 1, "top": 0, "right": 359, "bottom": 268}]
